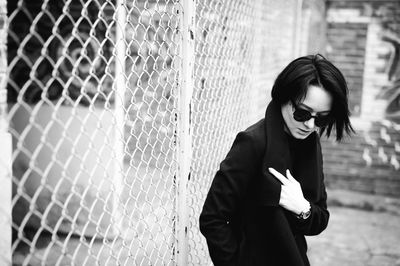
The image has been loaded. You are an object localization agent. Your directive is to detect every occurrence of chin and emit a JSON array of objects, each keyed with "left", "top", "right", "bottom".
[
  {"left": 293, "top": 134, "right": 308, "bottom": 140},
  {"left": 292, "top": 131, "right": 311, "bottom": 140}
]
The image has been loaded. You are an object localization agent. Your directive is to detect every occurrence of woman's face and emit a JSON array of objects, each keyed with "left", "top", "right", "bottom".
[{"left": 281, "top": 85, "right": 332, "bottom": 139}]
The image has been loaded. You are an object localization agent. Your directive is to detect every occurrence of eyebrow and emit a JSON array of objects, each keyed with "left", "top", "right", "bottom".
[{"left": 298, "top": 103, "right": 331, "bottom": 115}]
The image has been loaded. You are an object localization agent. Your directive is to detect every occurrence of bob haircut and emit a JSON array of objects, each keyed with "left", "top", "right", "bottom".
[{"left": 271, "top": 54, "right": 354, "bottom": 141}]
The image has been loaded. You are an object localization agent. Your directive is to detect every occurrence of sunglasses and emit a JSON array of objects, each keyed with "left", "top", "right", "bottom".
[{"left": 291, "top": 100, "right": 331, "bottom": 127}]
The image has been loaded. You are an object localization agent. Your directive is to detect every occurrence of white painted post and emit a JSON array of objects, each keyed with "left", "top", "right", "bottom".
[
  {"left": 112, "top": 0, "right": 126, "bottom": 236},
  {"left": 0, "top": 0, "right": 11, "bottom": 263},
  {"left": 0, "top": 126, "right": 11, "bottom": 265},
  {"left": 0, "top": 129, "right": 11, "bottom": 265},
  {"left": 300, "top": 8, "right": 311, "bottom": 56},
  {"left": 293, "top": 0, "right": 304, "bottom": 58},
  {"left": 176, "top": 0, "right": 195, "bottom": 264}
]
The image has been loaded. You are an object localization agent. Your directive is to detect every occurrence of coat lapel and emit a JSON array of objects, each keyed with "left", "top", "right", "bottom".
[
  {"left": 256, "top": 101, "right": 322, "bottom": 206},
  {"left": 292, "top": 132, "right": 323, "bottom": 201}
]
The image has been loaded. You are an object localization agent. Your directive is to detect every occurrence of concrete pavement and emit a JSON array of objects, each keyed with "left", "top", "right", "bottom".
[
  {"left": 307, "top": 189, "right": 400, "bottom": 266},
  {"left": 12, "top": 189, "right": 400, "bottom": 265}
]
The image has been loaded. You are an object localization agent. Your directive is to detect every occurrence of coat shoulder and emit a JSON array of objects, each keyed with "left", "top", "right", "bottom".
[
  {"left": 242, "top": 119, "right": 266, "bottom": 141},
  {"left": 239, "top": 118, "right": 266, "bottom": 155}
]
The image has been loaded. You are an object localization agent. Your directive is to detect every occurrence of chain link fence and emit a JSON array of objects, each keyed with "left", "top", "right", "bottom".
[
  {"left": 8, "top": 0, "right": 180, "bottom": 264},
  {"left": 4, "top": 0, "right": 304, "bottom": 265},
  {"left": 189, "top": 0, "right": 302, "bottom": 264}
]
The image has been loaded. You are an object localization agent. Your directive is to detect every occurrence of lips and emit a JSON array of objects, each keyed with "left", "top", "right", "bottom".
[{"left": 298, "top": 128, "right": 311, "bottom": 134}]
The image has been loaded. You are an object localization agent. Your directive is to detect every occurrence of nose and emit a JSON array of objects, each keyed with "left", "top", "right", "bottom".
[{"left": 304, "top": 117, "right": 315, "bottom": 129}]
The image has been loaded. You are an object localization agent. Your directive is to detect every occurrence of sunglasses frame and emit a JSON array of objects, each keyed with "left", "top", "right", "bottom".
[{"left": 291, "top": 100, "right": 331, "bottom": 127}]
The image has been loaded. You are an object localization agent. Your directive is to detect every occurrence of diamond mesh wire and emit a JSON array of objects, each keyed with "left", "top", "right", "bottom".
[
  {"left": 8, "top": 0, "right": 180, "bottom": 265},
  {"left": 188, "top": 0, "right": 299, "bottom": 264},
  {"left": 4, "top": 0, "right": 399, "bottom": 264},
  {"left": 5, "top": 0, "right": 303, "bottom": 265}
]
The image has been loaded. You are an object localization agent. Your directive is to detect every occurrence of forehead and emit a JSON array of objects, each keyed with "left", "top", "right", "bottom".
[{"left": 299, "top": 85, "right": 332, "bottom": 113}]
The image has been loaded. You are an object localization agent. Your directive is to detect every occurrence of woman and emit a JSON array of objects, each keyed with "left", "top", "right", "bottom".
[{"left": 199, "top": 54, "right": 354, "bottom": 266}]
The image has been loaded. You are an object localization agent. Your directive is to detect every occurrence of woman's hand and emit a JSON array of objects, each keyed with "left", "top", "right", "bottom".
[{"left": 268, "top": 168, "right": 310, "bottom": 215}]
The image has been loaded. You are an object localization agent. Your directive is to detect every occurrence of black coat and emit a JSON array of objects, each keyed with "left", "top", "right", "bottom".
[{"left": 199, "top": 101, "right": 330, "bottom": 266}]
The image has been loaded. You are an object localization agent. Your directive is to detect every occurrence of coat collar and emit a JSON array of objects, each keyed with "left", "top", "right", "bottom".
[{"left": 257, "top": 101, "right": 323, "bottom": 206}]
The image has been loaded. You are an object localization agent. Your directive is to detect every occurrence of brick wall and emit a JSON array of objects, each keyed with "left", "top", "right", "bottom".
[
  {"left": 326, "top": 22, "right": 367, "bottom": 116},
  {"left": 323, "top": 0, "right": 400, "bottom": 197},
  {"left": 321, "top": 124, "right": 400, "bottom": 196}
]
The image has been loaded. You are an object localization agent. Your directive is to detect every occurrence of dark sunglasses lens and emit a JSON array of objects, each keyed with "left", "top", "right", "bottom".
[
  {"left": 315, "top": 116, "right": 330, "bottom": 127},
  {"left": 294, "top": 108, "right": 331, "bottom": 127},
  {"left": 293, "top": 109, "right": 311, "bottom": 122}
]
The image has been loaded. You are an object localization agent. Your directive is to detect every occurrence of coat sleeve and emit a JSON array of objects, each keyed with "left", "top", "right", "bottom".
[
  {"left": 287, "top": 136, "right": 330, "bottom": 236},
  {"left": 199, "top": 131, "right": 258, "bottom": 266},
  {"left": 292, "top": 183, "right": 329, "bottom": 236},
  {"left": 288, "top": 181, "right": 330, "bottom": 236}
]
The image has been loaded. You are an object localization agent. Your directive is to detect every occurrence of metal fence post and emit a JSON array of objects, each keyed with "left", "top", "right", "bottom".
[
  {"left": 0, "top": 0, "right": 11, "bottom": 264},
  {"left": 176, "top": 0, "right": 195, "bottom": 264},
  {"left": 113, "top": 0, "right": 127, "bottom": 236}
]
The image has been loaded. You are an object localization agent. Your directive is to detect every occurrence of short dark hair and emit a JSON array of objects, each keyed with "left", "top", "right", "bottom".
[{"left": 271, "top": 54, "right": 354, "bottom": 141}]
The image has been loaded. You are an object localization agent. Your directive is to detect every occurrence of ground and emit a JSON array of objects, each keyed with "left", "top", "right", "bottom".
[
  {"left": 12, "top": 189, "right": 400, "bottom": 265},
  {"left": 307, "top": 189, "right": 400, "bottom": 266}
]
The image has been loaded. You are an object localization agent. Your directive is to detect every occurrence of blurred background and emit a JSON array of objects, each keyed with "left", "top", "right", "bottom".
[{"left": 0, "top": 0, "right": 399, "bottom": 265}]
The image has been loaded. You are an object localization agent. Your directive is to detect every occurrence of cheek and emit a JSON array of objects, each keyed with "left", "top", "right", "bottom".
[
  {"left": 288, "top": 113, "right": 301, "bottom": 127},
  {"left": 282, "top": 105, "right": 302, "bottom": 130}
]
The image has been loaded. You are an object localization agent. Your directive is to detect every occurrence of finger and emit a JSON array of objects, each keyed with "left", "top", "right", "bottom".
[
  {"left": 286, "top": 169, "right": 297, "bottom": 182},
  {"left": 268, "top": 168, "right": 288, "bottom": 185}
]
